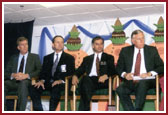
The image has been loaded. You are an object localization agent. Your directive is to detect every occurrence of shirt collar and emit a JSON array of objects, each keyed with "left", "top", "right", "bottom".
[
  {"left": 134, "top": 46, "right": 143, "bottom": 53},
  {"left": 94, "top": 52, "right": 103, "bottom": 59},
  {"left": 19, "top": 52, "right": 28, "bottom": 57},
  {"left": 54, "top": 51, "right": 63, "bottom": 57}
]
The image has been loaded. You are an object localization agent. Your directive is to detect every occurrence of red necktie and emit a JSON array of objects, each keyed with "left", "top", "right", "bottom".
[
  {"left": 134, "top": 50, "right": 141, "bottom": 76},
  {"left": 96, "top": 54, "right": 100, "bottom": 76}
]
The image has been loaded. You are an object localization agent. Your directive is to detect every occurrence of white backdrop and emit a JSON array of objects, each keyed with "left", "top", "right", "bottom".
[
  {"left": 29, "top": 14, "right": 164, "bottom": 111},
  {"left": 31, "top": 14, "right": 164, "bottom": 56}
]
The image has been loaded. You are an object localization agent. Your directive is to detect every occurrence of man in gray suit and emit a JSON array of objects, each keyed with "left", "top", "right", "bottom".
[{"left": 4, "top": 37, "right": 41, "bottom": 111}]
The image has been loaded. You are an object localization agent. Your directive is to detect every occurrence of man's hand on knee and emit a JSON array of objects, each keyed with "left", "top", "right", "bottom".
[
  {"left": 14, "top": 73, "right": 29, "bottom": 81},
  {"left": 34, "top": 80, "right": 45, "bottom": 90},
  {"left": 52, "top": 80, "right": 63, "bottom": 87},
  {"left": 98, "top": 74, "right": 108, "bottom": 83},
  {"left": 124, "top": 73, "right": 134, "bottom": 80},
  {"left": 72, "top": 75, "right": 79, "bottom": 86}
]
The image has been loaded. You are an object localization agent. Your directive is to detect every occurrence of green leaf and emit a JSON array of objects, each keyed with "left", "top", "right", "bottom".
[
  {"left": 152, "top": 36, "right": 164, "bottom": 42},
  {"left": 111, "top": 25, "right": 123, "bottom": 32},
  {"left": 64, "top": 44, "right": 82, "bottom": 51},
  {"left": 110, "top": 37, "right": 128, "bottom": 44},
  {"left": 154, "top": 24, "right": 164, "bottom": 28},
  {"left": 157, "top": 28, "right": 164, "bottom": 31},
  {"left": 69, "top": 32, "right": 80, "bottom": 38}
]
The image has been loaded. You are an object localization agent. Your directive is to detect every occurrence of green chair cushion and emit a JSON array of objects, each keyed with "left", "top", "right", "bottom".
[
  {"left": 131, "top": 88, "right": 161, "bottom": 95},
  {"left": 94, "top": 89, "right": 109, "bottom": 95},
  {"left": 6, "top": 90, "right": 65, "bottom": 96},
  {"left": 41, "top": 91, "right": 50, "bottom": 96},
  {"left": 41, "top": 90, "right": 65, "bottom": 96},
  {"left": 147, "top": 89, "right": 156, "bottom": 95},
  {"left": 6, "top": 91, "right": 17, "bottom": 96},
  {"left": 70, "top": 88, "right": 115, "bottom": 96}
]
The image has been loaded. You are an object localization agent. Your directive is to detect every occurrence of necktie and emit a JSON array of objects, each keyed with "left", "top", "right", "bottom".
[
  {"left": 134, "top": 50, "right": 141, "bottom": 76},
  {"left": 19, "top": 56, "right": 24, "bottom": 72},
  {"left": 96, "top": 54, "right": 100, "bottom": 76},
  {"left": 52, "top": 54, "right": 59, "bottom": 77}
]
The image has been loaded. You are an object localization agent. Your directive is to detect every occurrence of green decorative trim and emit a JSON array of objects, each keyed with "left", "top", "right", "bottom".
[
  {"left": 110, "top": 37, "right": 128, "bottom": 44},
  {"left": 154, "top": 24, "right": 164, "bottom": 28},
  {"left": 65, "top": 44, "right": 82, "bottom": 51},
  {"left": 112, "top": 25, "right": 123, "bottom": 32},
  {"left": 69, "top": 32, "right": 80, "bottom": 38},
  {"left": 154, "top": 24, "right": 164, "bottom": 31},
  {"left": 157, "top": 28, "right": 164, "bottom": 31},
  {"left": 152, "top": 36, "right": 164, "bottom": 42}
]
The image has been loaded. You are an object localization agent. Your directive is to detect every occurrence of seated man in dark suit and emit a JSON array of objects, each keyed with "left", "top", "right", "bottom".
[
  {"left": 4, "top": 37, "right": 41, "bottom": 111},
  {"left": 29, "top": 35, "right": 75, "bottom": 111},
  {"left": 72, "top": 36, "right": 116, "bottom": 111},
  {"left": 116, "top": 30, "right": 164, "bottom": 111}
]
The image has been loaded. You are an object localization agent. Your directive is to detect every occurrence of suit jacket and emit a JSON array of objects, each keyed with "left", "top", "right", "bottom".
[
  {"left": 116, "top": 45, "right": 164, "bottom": 77},
  {"left": 39, "top": 51, "right": 75, "bottom": 83},
  {"left": 5, "top": 53, "right": 42, "bottom": 80},
  {"left": 75, "top": 52, "right": 116, "bottom": 78}
]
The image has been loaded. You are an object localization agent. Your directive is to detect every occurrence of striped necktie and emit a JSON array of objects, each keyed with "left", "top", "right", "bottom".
[{"left": 52, "top": 54, "right": 59, "bottom": 77}]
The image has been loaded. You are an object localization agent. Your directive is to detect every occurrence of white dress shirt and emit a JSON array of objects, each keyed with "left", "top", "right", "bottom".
[
  {"left": 17, "top": 52, "right": 28, "bottom": 73},
  {"left": 11, "top": 52, "right": 29, "bottom": 80},
  {"left": 131, "top": 47, "right": 147, "bottom": 75},
  {"left": 41, "top": 51, "right": 64, "bottom": 83},
  {"left": 53, "top": 51, "right": 65, "bottom": 83},
  {"left": 121, "top": 47, "right": 157, "bottom": 78},
  {"left": 89, "top": 52, "right": 103, "bottom": 76},
  {"left": 53, "top": 51, "right": 63, "bottom": 63}
]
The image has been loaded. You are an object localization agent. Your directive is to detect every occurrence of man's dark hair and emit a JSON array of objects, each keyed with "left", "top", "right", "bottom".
[
  {"left": 16, "top": 37, "right": 28, "bottom": 45},
  {"left": 92, "top": 36, "right": 104, "bottom": 44},
  {"left": 52, "top": 35, "right": 64, "bottom": 43},
  {"left": 131, "top": 30, "right": 144, "bottom": 39}
]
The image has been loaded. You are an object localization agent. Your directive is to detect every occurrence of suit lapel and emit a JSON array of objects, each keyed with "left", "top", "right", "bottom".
[
  {"left": 144, "top": 45, "right": 149, "bottom": 71},
  {"left": 99, "top": 53, "right": 106, "bottom": 75},
  {"left": 88, "top": 54, "right": 94, "bottom": 74},
  {"left": 25, "top": 53, "right": 30, "bottom": 73},
  {"left": 129, "top": 46, "right": 134, "bottom": 72},
  {"left": 56, "top": 51, "right": 65, "bottom": 71},
  {"left": 14, "top": 54, "right": 19, "bottom": 73},
  {"left": 100, "top": 53, "right": 106, "bottom": 62},
  {"left": 99, "top": 53, "right": 106, "bottom": 69},
  {"left": 50, "top": 53, "right": 55, "bottom": 66}
]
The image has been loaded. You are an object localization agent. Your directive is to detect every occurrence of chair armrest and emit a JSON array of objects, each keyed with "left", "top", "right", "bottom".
[
  {"left": 65, "top": 76, "right": 72, "bottom": 111},
  {"left": 65, "top": 76, "right": 71, "bottom": 88},
  {"left": 156, "top": 74, "right": 159, "bottom": 99},
  {"left": 108, "top": 76, "right": 112, "bottom": 105},
  {"left": 72, "top": 84, "right": 77, "bottom": 111},
  {"left": 112, "top": 75, "right": 119, "bottom": 91},
  {"left": 65, "top": 76, "right": 72, "bottom": 80},
  {"left": 65, "top": 76, "right": 72, "bottom": 90},
  {"left": 70, "top": 73, "right": 86, "bottom": 92}
]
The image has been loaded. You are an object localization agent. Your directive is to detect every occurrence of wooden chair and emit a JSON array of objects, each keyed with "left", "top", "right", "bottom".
[
  {"left": 71, "top": 75, "right": 118, "bottom": 111},
  {"left": 5, "top": 76, "right": 71, "bottom": 111},
  {"left": 116, "top": 75, "right": 160, "bottom": 111},
  {"left": 5, "top": 94, "right": 33, "bottom": 111},
  {"left": 31, "top": 76, "right": 71, "bottom": 111},
  {"left": 5, "top": 95, "right": 18, "bottom": 111}
]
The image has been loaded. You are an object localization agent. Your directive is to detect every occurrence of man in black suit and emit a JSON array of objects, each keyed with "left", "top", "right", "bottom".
[
  {"left": 72, "top": 36, "right": 116, "bottom": 111},
  {"left": 4, "top": 37, "right": 41, "bottom": 111},
  {"left": 29, "top": 35, "right": 75, "bottom": 111},
  {"left": 116, "top": 30, "right": 164, "bottom": 111}
]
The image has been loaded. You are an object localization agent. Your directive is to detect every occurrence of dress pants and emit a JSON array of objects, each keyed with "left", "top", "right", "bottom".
[
  {"left": 4, "top": 79, "right": 31, "bottom": 111},
  {"left": 116, "top": 79, "right": 156, "bottom": 111},
  {"left": 78, "top": 76, "right": 108, "bottom": 111},
  {"left": 29, "top": 82, "right": 64, "bottom": 111}
]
